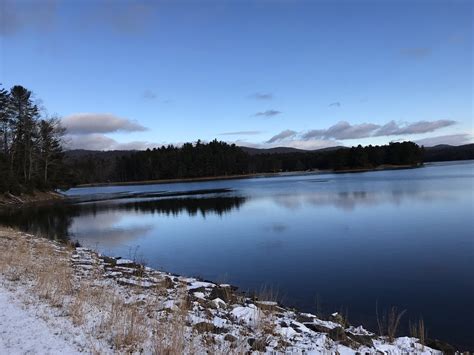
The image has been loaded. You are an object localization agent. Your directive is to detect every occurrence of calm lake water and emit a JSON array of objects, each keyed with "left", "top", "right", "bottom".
[{"left": 2, "top": 161, "right": 473, "bottom": 349}]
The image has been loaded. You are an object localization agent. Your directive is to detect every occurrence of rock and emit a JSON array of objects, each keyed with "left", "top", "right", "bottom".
[
  {"left": 329, "top": 312, "right": 347, "bottom": 327},
  {"left": 425, "top": 339, "right": 456, "bottom": 354},
  {"left": 224, "top": 334, "right": 237, "bottom": 342},
  {"left": 327, "top": 327, "right": 360, "bottom": 349},
  {"left": 188, "top": 286, "right": 206, "bottom": 295},
  {"left": 248, "top": 337, "right": 267, "bottom": 352},
  {"left": 209, "top": 286, "right": 236, "bottom": 303},
  {"left": 194, "top": 322, "right": 214, "bottom": 333},
  {"left": 303, "top": 323, "right": 332, "bottom": 334},
  {"left": 211, "top": 298, "right": 226, "bottom": 309},
  {"left": 347, "top": 333, "right": 374, "bottom": 347},
  {"left": 296, "top": 313, "right": 316, "bottom": 323},
  {"left": 99, "top": 255, "right": 116, "bottom": 266},
  {"left": 329, "top": 326, "right": 346, "bottom": 341},
  {"left": 290, "top": 322, "right": 303, "bottom": 333}
]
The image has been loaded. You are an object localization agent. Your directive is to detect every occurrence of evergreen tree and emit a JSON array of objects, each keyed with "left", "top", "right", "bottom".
[{"left": 0, "top": 84, "right": 70, "bottom": 194}]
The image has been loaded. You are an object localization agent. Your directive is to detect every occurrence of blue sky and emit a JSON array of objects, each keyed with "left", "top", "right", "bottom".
[{"left": 0, "top": 0, "right": 472, "bottom": 150}]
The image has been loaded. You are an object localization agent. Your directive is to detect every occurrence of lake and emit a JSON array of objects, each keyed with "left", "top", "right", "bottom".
[{"left": 1, "top": 160, "right": 473, "bottom": 349}]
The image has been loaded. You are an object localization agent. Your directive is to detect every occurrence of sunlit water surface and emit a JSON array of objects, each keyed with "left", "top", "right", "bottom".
[{"left": 2, "top": 161, "right": 473, "bottom": 349}]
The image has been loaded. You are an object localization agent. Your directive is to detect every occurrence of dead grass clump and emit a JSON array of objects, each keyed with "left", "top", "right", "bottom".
[
  {"left": 0, "top": 232, "right": 33, "bottom": 280},
  {"left": 100, "top": 295, "right": 148, "bottom": 351},
  {"left": 409, "top": 318, "right": 426, "bottom": 346},
  {"left": 35, "top": 258, "right": 74, "bottom": 307},
  {"left": 376, "top": 301, "right": 406, "bottom": 342},
  {"left": 152, "top": 285, "right": 189, "bottom": 354}
]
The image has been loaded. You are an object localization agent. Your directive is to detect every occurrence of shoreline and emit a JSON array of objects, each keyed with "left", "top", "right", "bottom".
[
  {"left": 74, "top": 164, "right": 421, "bottom": 188},
  {"left": 0, "top": 226, "right": 454, "bottom": 354},
  {"left": 0, "top": 191, "right": 64, "bottom": 207}
]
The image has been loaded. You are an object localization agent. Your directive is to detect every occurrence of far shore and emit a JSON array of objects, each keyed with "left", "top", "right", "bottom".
[
  {"left": 75, "top": 163, "right": 421, "bottom": 188},
  {"left": 0, "top": 190, "right": 64, "bottom": 207}
]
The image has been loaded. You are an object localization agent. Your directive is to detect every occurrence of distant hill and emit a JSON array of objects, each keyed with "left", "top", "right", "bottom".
[
  {"left": 65, "top": 143, "right": 474, "bottom": 163},
  {"left": 239, "top": 145, "right": 347, "bottom": 155},
  {"left": 422, "top": 143, "right": 474, "bottom": 162}
]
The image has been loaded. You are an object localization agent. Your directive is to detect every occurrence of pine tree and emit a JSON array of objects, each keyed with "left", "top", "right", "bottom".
[
  {"left": 37, "top": 117, "right": 66, "bottom": 187},
  {"left": 10, "top": 85, "right": 39, "bottom": 185}
]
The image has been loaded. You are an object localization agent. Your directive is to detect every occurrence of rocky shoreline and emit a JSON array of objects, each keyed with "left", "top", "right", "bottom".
[{"left": 0, "top": 227, "right": 455, "bottom": 354}]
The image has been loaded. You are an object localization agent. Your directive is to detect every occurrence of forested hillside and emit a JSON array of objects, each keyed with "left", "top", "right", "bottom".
[
  {"left": 0, "top": 85, "right": 71, "bottom": 193},
  {"left": 423, "top": 144, "right": 474, "bottom": 162},
  {"left": 66, "top": 141, "right": 423, "bottom": 184}
]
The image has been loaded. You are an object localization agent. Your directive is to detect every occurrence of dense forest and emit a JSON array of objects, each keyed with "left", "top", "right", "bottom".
[
  {"left": 0, "top": 85, "right": 71, "bottom": 194},
  {"left": 68, "top": 140, "right": 423, "bottom": 184}
]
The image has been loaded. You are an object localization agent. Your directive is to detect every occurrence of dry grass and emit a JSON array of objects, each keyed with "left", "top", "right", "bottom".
[
  {"left": 151, "top": 285, "right": 189, "bottom": 354},
  {"left": 0, "top": 227, "right": 191, "bottom": 353},
  {"left": 410, "top": 318, "right": 426, "bottom": 346},
  {"left": 376, "top": 301, "right": 407, "bottom": 342}
]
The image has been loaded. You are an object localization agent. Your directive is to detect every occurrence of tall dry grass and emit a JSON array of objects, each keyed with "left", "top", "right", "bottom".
[
  {"left": 376, "top": 301, "right": 407, "bottom": 342},
  {"left": 410, "top": 318, "right": 426, "bottom": 347}
]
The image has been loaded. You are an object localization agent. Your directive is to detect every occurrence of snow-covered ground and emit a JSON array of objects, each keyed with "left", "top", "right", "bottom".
[
  {"left": 0, "top": 228, "right": 444, "bottom": 354},
  {"left": 0, "top": 286, "right": 82, "bottom": 354}
]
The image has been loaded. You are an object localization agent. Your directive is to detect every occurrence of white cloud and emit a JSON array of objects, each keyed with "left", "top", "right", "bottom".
[
  {"left": 299, "top": 119, "right": 456, "bottom": 141},
  {"left": 65, "top": 133, "right": 157, "bottom": 151},
  {"left": 62, "top": 113, "right": 147, "bottom": 135},
  {"left": 415, "top": 134, "right": 473, "bottom": 147}
]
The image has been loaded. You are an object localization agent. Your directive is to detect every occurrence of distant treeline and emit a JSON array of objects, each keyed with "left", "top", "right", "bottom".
[
  {"left": 0, "top": 85, "right": 71, "bottom": 194},
  {"left": 3, "top": 85, "right": 470, "bottom": 193},
  {"left": 422, "top": 144, "right": 474, "bottom": 162},
  {"left": 68, "top": 140, "right": 423, "bottom": 184}
]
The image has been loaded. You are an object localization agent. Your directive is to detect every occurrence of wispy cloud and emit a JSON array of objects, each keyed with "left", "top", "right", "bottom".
[
  {"left": 301, "top": 120, "right": 456, "bottom": 140},
  {"left": 374, "top": 120, "right": 456, "bottom": 136},
  {"left": 254, "top": 109, "right": 281, "bottom": 118},
  {"left": 329, "top": 102, "right": 341, "bottom": 107},
  {"left": 65, "top": 133, "right": 157, "bottom": 151},
  {"left": 266, "top": 129, "right": 297, "bottom": 143},
  {"left": 0, "top": 0, "right": 58, "bottom": 36},
  {"left": 1, "top": 0, "right": 158, "bottom": 37},
  {"left": 62, "top": 113, "right": 147, "bottom": 135},
  {"left": 302, "top": 121, "right": 380, "bottom": 140},
  {"left": 249, "top": 92, "right": 273, "bottom": 100},
  {"left": 219, "top": 131, "right": 263, "bottom": 136},
  {"left": 92, "top": 1, "right": 157, "bottom": 34},
  {"left": 263, "top": 119, "right": 458, "bottom": 149},
  {"left": 400, "top": 47, "right": 432, "bottom": 59},
  {"left": 415, "top": 134, "right": 473, "bottom": 147},
  {"left": 142, "top": 89, "right": 157, "bottom": 100}
]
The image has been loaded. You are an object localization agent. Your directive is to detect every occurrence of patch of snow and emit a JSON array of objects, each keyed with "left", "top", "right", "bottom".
[
  {"left": 0, "top": 287, "right": 81, "bottom": 354},
  {"left": 212, "top": 316, "right": 228, "bottom": 328},
  {"left": 346, "top": 325, "right": 374, "bottom": 336},
  {"left": 212, "top": 298, "right": 226, "bottom": 308},
  {"left": 231, "top": 304, "right": 260, "bottom": 325},
  {"left": 187, "top": 281, "right": 214, "bottom": 290},
  {"left": 311, "top": 317, "right": 340, "bottom": 329},
  {"left": 115, "top": 258, "right": 134, "bottom": 265}
]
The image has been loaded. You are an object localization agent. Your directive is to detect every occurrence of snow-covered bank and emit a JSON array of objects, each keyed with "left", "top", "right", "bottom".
[
  {"left": 0, "top": 227, "right": 447, "bottom": 354},
  {"left": 0, "top": 287, "right": 81, "bottom": 354}
]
